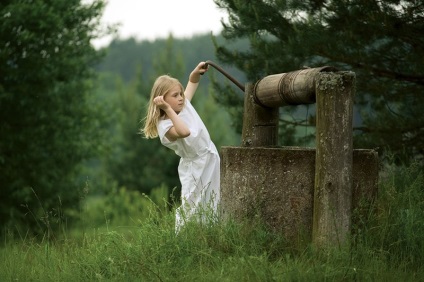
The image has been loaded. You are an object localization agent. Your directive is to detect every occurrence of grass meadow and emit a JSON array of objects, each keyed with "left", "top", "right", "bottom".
[{"left": 1, "top": 162, "right": 423, "bottom": 281}]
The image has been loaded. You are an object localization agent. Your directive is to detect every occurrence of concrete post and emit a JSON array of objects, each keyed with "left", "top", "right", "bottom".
[
  {"left": 313, "top": 71, "right": 356, "bottom": 248},
  {"left": 241, "top": 83, "right": 279, "bottom": 147}
]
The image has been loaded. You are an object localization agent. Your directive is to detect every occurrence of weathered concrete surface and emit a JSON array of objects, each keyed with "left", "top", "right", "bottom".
[
  {"left": 242, "top": 83, "right": 279, "bottom": 147},
  {"left": 220, "top": 146, "right": 378, "bottom": 243},
  {"left": 313, "top": 71, "right": 355, "bottom": 247}
]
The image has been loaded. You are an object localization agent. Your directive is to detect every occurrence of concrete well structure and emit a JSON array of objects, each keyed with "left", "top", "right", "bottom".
[
  {"left": 216, "top": 66, "right": 379, "bottom": 247},
  {"left": 220, "top": 146, "right": 378, "bottom": 244}
]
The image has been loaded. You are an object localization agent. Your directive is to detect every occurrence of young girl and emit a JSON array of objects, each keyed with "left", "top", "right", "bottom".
[{"left": 142, "top": 62, "right": 220, "bottom": 230}]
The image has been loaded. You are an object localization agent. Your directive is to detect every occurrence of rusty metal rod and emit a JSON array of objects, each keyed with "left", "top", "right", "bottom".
[{"left": 203, "top": 60, "right": 245, "bottom": 92}]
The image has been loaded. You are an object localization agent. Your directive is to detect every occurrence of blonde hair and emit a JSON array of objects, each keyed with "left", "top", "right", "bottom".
[{"left": 141, "top": 75, "right": 185, "bottom": 138}]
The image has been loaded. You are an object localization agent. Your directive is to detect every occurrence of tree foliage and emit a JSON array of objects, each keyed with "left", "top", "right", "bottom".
[
  {"left": 0, "top": 0, "right": 110, "bottom": 234},
  {"left": 213, "top": 0, "right": 424, "bottom": 162}
]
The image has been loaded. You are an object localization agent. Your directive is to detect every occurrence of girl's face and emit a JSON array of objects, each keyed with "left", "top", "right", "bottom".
[{"left": 163, "top": 84, "right": 184, "bottom": 114}]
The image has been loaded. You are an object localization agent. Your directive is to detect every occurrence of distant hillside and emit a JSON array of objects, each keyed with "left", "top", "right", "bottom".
[{"left": 95, "top": 33, "right": 247, "bottom": 87}]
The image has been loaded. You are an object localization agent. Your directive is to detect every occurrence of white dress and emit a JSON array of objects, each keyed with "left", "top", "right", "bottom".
[{"left": 157, "top": 99, "right": 220, "bottom": 230}]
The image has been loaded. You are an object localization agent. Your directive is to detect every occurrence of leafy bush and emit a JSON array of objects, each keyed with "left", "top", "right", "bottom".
[{"left": 75, "top": 184, "right": 171, "bottom": 230}]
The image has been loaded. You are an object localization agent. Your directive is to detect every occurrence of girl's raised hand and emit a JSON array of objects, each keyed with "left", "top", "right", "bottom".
[
  {"left": 196, "top": 61, "right": 208, "bottom": 75},
  {"left": 189, "top": 62, "right": 208, "bottom": 83}
]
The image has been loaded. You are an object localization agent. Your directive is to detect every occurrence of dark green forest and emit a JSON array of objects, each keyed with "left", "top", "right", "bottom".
[{"left": 1, "top": 0, "right": 423, "bottom": 237}]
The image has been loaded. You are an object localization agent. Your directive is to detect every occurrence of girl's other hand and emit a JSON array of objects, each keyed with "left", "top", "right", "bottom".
[{"left": 153, "top": 96, "right": 170, "bottom": 110}]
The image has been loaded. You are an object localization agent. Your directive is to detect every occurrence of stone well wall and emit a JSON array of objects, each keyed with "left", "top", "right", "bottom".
[{"left": 220, "top": 146, "right": 378, "bottom": 242}]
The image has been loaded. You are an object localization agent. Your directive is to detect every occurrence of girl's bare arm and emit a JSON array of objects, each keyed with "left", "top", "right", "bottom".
[
  {"left": 185, "top": 62, "right": 208, "bottom": 101},
  {"left": 164, "top": 108, "right": 190, "bottom": 141},
  {"left": 154, "top": 96, "right": 190, "bottom": 141}
]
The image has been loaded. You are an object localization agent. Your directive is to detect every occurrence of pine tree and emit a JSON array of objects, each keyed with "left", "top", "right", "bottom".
[
  {"left": 213, "top": 0, "right": 424, "bottom": 163},
  {"left": 0, "top": 0, "right": 110, "bottom": 235}
]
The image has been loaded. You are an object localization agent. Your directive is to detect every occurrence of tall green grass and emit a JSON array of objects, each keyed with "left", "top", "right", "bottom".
[
  {"left": 1, "top": 163, "right": 423, "bottom": 281},
  {"left": 361, "top": 161, "right": 424, "bottom": 269}
]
